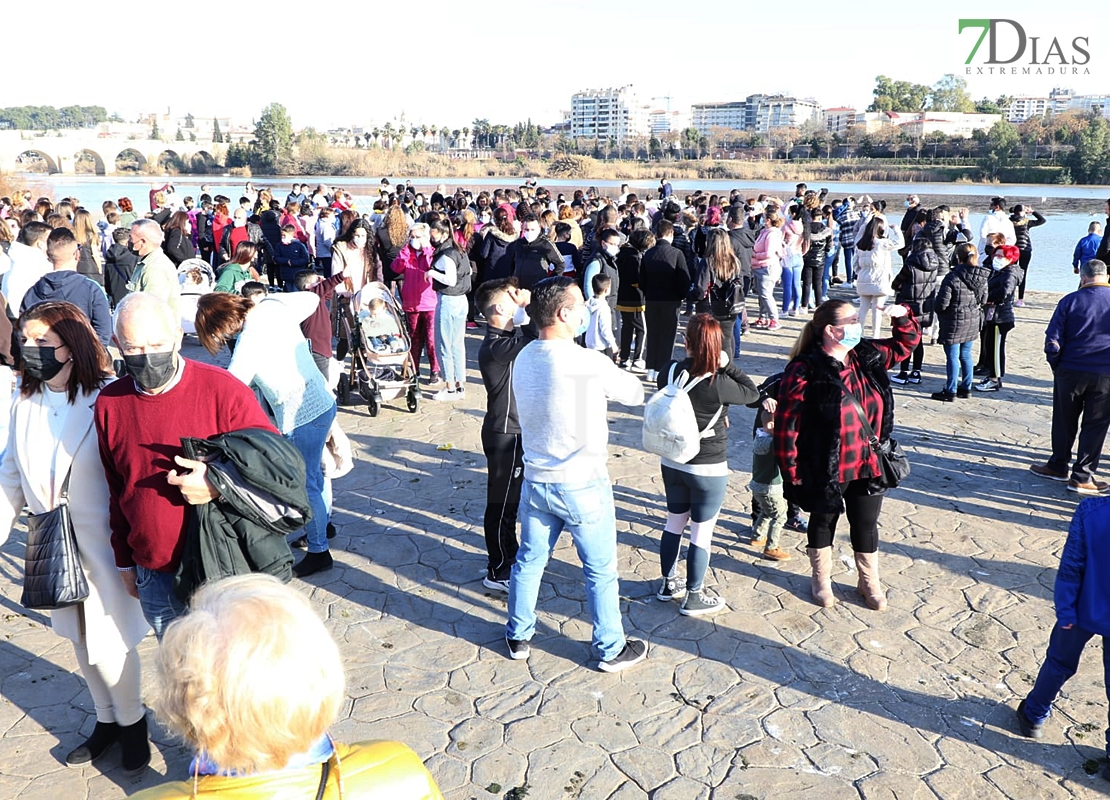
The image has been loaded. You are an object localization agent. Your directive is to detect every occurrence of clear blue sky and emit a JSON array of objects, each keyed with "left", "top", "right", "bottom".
[{"left": 10, "top": 1, "right": 1102, "bottom": 129}]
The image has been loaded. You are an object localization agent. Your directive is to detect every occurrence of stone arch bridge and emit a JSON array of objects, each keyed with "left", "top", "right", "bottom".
[{"left": 0, "top": 131, "right": 221, "bottom": 175}]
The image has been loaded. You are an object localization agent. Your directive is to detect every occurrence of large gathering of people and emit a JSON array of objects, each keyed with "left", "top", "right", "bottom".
[{"left": 0, "top": 177, "right": 1107, "bottom": 791}]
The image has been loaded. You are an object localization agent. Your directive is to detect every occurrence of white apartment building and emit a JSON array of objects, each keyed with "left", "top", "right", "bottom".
[
  {"left": 1068, "top": 94, "right": 1110, "bottom": 118},
  {"left": 1006, "top": 88, "right": 1072, "bottom": 122},
  {"left": 691, "top": 95, "right": 824, "bottom": 134},
  {"left": 825, "top": 107, "right": 857, "bottom": 135},
  {"left": 691, "top": 102, "right": 747, "bottom": 132},
  {"left": 649, "top": 109, "right": 690, "bottom": 135},
  {"left": 570, "top": 86, "right": 649, "bottom": 142}
]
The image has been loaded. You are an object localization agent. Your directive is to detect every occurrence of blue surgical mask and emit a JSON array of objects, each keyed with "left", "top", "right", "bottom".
[
  {"left": 574, "top": 305, "right": 589, "bottom": 337},
  {"left": 992, "top": 258, "right": 1008, "bottom": 270},
  {"left": 904, "top": 200, "right": 911, "bottom": 208},
  {"left": 838, "top": 323, "right": 863, "bottom": 350}
]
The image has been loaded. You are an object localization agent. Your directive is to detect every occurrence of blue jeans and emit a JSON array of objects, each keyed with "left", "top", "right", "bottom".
[
  {"left": 781, "top": 253, "right": 802, "bottom": 313},
  {"left": 287, "top": 402, "right": 336, "bottom": 553},
  {"left": 943, "top": 341, "right": 974, "bottom": 395},
  {"left": 1024, "top": 622, "right": 1110, "bottom": 756},
  {"left": 843, "top": 246, "right": 855, "bottom": 283},
  {"left": 507, "top": 479, "right": 626, "bottom": 661},
  {"left": 436, "top": 293, "right": 468, "bottom": 386},
  {"left": 136, "top": 566, "right": 188, "bottom": 641},
  {"left": 822, "top": 241, "right": 840, "bottom": 298},
  {"left": 732, "top": 317, "right": 742, "bottom": 358}
]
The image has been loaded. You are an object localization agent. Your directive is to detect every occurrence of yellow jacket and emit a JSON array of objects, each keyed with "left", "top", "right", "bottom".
[{"left": 130, "top": 741, "right": 443, "bottom": 799}]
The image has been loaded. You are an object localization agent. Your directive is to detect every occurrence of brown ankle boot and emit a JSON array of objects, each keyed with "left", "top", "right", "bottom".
[
  {"left": 854, "top": 551, "right": 887, "bottom": 611},
  {"left": 806, "top": 547, "right": 835, "bottom": 608}
]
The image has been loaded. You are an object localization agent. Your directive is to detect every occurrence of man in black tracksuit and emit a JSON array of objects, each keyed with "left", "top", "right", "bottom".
[{"left": 475, "top": 278, "right": 535, "bottom": 592}]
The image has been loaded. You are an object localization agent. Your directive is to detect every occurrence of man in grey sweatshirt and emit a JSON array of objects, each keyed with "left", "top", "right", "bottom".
[{"left": 505, "top": 276, "right": 648, "bottom": 673}]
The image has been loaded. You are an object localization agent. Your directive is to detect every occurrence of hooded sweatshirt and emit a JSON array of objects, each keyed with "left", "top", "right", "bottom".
[{"left": 21, "top": 270, "right": 113, "bottom": 346}]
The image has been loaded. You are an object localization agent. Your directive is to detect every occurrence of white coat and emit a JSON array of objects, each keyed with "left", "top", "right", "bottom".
[
  {"left": 854, "top": 226, "right": 905, "bottom": 297},
  {"left": 0, "top": 387, "right": 149, "bottom": 664}
]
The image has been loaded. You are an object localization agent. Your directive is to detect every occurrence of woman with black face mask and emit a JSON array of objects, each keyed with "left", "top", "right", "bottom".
[{"left": 0, "top": 301, "right": 151, "bottom": 773}]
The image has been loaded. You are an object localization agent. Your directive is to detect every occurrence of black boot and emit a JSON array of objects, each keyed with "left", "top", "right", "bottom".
[
  {"left": 293, "top": 550, "right": 333, "bottom": 578},
  {"left": 66, "top": 720, "right": 120, "bottom": 765},
  {"left": 119, "top": 714, "right": 151, "bottom": 776}
]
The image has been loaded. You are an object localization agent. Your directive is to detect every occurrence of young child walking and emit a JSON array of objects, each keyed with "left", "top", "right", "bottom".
[{"left": 750, "top": 407, "right": 790, "bottom": 561}]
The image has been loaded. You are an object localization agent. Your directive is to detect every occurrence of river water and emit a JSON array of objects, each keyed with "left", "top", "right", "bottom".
[{"left": 19, "top": 174, "right": 1110, "bottom": 295}]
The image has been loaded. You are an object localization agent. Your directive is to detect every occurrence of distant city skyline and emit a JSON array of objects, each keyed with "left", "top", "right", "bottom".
[{"left": 10, "top": 2, "right": 1101, "bottom": 130}]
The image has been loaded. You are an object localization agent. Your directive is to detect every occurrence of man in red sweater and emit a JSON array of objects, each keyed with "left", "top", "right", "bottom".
[{"left": 95, "top": 292, "right": 276, "bottom": 638}]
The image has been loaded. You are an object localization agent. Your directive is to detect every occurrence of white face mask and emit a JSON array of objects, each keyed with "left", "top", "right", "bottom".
[
  {"left": 604, "top": 244, "right": 620, "bottom": 257},
  {"left": 993, "top": 258, "right": 1008, "bottom": 270},
  {"left": 522, "top": 229, "right": 540, "bottom": 243},
  {"left": 233, "top": 217, "right": 246, "bottom": 228}
]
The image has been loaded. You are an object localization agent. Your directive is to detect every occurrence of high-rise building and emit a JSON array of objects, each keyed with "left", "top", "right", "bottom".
[
  {"left": 1006, "top": 87, "right": 1073, "bottom": 122},
  {"left": 570, "top": 86, "right": 649, "bottom": 142}
]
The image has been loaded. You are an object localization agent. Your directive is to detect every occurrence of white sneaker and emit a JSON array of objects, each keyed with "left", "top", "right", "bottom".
[
  {"left": 432, "top": 388, "right": 459, "bottom": 401},
  {"left": 455, "top": 388, "right": 466, "bottom": 400},
  {"left": 646, "top": 369, "right": 658, "bottom": 382},
  {"left": 632, "top": 359, "right": 647, "bottom": 372},
  {"left": 842, "top": 282, "right": 854, "bottom": 290}
]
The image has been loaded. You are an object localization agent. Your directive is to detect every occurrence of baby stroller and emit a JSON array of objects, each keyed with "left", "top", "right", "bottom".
[
  {"left": 336, "top": 281, "right": 420, "bottom": 417},
  {"left": 177, "top": 258, "right": 216, "bottom": 335}
]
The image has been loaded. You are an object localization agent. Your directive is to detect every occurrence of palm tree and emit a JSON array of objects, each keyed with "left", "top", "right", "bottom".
[
  {"left": 410, "top": 126, "right": 419, "bottom": 145},
  {"left": 420, "top": 124, "right": 429, "bottom": 145},
  {"left": 461, "top": 127, "right": 470, "bottom": 149},
  {"left": 439, "top": 126, "right": 450, "bottom": 150},
  {"left": 371, "top": 127, "right": 381, "bottom": 147}
]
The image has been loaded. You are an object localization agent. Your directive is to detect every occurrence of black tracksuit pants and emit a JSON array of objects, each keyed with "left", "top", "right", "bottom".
[{"left": 482, "top": 428, "right": 523, "bottom": 581}]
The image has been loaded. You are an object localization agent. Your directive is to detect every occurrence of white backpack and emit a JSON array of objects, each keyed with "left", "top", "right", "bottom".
[{"left": 642, "top": 364, "right": 723, "bottom": 463}]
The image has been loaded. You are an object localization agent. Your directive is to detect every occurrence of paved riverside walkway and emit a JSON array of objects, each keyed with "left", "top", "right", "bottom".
[{"left": 0, "top": 289, "right": 1107, "bottom": 799}]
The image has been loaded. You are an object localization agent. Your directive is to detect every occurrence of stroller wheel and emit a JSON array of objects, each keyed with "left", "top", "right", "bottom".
[
  {"left": 368, "top": 393, "right": 381, "bottom": 418},
  {"left": 336, "top": 373, "right": 351, "bottom": 405},
  {"left": 407, "top": 388, "right": 419, "bottom": 413}
]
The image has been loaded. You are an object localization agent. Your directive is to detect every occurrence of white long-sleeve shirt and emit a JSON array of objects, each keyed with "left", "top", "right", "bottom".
[
  {"left": 978, "top": 210, "right": 1016, "bottom": 253},
  {"left": 512, "top": 338, "right": 644, "bottom": 483}
]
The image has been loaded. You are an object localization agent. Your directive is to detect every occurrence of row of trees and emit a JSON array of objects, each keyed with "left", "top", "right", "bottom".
[
  {"left": 0, "top": 105, "right": 108, "bottom": 131},
  {"left": 869, "top": 73, "right": 1011, "bottom": 115}
]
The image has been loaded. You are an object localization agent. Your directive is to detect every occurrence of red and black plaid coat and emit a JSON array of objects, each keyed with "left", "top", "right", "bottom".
[{"left": 774, "top": 311, "right": 920, "bottom": 513}]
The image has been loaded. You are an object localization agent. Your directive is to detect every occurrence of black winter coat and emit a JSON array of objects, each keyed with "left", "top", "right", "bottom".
[
  {"left": 803, "top": 220, "right": 832, "bottom": 269},
  {"left": 640, "top": 240, "right": 691, "bottom": 302},
  {"left": 986, "top": 264, "right": 1024, "bottom": 326},
  {"left": 103, "top": 244, "right": 137, "bottom": 308},
  {"left": 919, "top": 219, "right": 953, "bottom": 266},
  {"left": 728, "top": 225, "right": 757, "bottom": 279},
  {"left": 173, "top": 428, "right": 309, "bottom": 602},
  {"left": 507, "top": 237, "right": 563, "bottom": 290},
  {"left": 895, "top": 244, "right": 941, "bottom": 326},
  {"left": 615, "top": 245, "right": 644, "bottom": 309},
  {"left": 934, "top": 264, "right": 987, "bottom": 344},
  {"left": 163, "top": 228, "right": 195, "bottom": 266},
  {"left": 1011, "top": 211, "right": 1046, "bottom": 252},
  {"left": 477, "top": 228, "right": 516, "bottom": 281}
]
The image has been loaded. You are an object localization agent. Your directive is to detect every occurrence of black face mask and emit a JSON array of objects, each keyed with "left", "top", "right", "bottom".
[
  {"left": 123, "top": 351, "right": 177, "bottom": 392},
  {"left": 22, "top": 345, "right": 66, "bottom": 381}
]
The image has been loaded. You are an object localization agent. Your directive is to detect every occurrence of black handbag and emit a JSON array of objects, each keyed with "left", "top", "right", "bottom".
[
  {"left": 832, "top": 376, "right": 911, "bottom": 489},
  {"left": 21, "top": 431, "right": 91, "bottom": 611}
]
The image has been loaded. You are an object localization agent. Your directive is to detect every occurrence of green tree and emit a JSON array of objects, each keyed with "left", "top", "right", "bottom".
[
  {"left": 868, "top": 75, "right": 930, "bottom": 113},
  {"left": 212, "top": 118, "right": 223, "bottom": 143},
  {"left": 980, "top": 120, "right": 1020, "bottom": 178},
  {"left": 252, "top": 103, "right": 294, "bottom": 173},
  {"left": 1066, "top": 113, "right": 1110, "bottom": 183},
  {"left": 184, "top": 113, "right": 195, "bottom": 129},
  {"left": 649, "top": 135, "right": 663, "bottom": 160},
  {"left": 175, "top": 127, "right": 184, "bottom": 141},
  {"left": 151, "top": 119, "right": 160, "bottom": 139},
  {"left": 930, "top": 74, "right": 975, "bottom": 113},
  {"left": 680, "top": 127, "right": 701, "bottom": 159}
]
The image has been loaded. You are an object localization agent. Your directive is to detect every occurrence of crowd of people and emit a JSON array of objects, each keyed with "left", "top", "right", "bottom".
[{"left": 0, "top": 177, "right": 1107, "bottom": 790}]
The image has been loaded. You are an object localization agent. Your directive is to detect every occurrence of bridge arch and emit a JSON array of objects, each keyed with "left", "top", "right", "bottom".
[
  {"left": 74, "top": 148, "right": 106, "bottom": 175},
  {"left": 115, "top": 148, "right": 147, "bottom": 172},
  {"left": 17, "top": 149, "right": 60, "bottom": 174},
  {"left": 156, "top": 149, "right": 183, "bottom": 170}
]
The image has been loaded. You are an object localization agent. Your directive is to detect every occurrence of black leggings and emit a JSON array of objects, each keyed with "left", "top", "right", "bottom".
[
  {"left": 800, "top": 261, "right": 822, "bottom": 308},
  {"left": 1017, "top": 248, "right": 1032, "bottom": 300},
  {"left": 806, "top": 479, "right": 883, "bottom": 553},
  {"left": 899, "top": 341, "right": 925, "bottom": 373}
]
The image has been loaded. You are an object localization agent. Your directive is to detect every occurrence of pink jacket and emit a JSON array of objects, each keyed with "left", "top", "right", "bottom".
[
  {"left": 391, "top": 244, "right": 437, "bottom": 312},
  {"left": 752, "top": 227, "right": 786, "bottom": 268}
]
